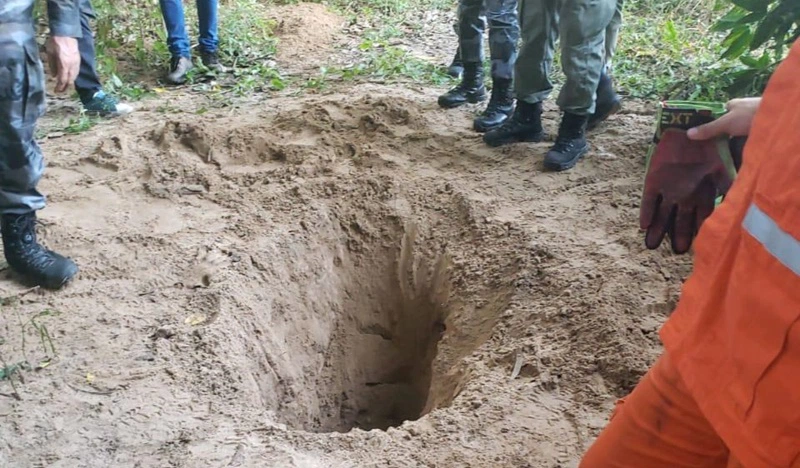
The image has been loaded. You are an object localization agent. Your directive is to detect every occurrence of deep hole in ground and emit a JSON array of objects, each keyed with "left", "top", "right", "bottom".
[
  {"left": 292, "top": 223, "right": 453, "bottom": 433},
  {"left": 141, "top": 96, "right": 522, "bottom": 435}
]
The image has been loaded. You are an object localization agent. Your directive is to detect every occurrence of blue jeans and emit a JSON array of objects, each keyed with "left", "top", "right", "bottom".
[{"left": 158, "top": 0, "right": 219, "bottom": 58}]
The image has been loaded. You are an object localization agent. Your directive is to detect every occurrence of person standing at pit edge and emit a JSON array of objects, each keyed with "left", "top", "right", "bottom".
[
  {"left": 484, "top": 0, "right": 618, "bottom": 171},
  {"left": 593, "top": 0, "right": 624, "bottom": 132},
  {"left": 0, "top": 0, "right": 81, "bottom": 289},
  {"left": 581, "top": 39, "right": 800, "bottom": 467},
  {"left": 73, "top": 0, "right": 134, "bottom": 117},
  {"left": 438, "top": 0, "right": 520, "bottom": 133},
  {"left": 158, "top": 0, "right": 226, "bottom": 85},
  {"left": 444, "top": 12, "right": 485, "bottom": 79}
]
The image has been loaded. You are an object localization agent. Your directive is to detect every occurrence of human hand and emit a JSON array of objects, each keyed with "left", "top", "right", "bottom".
[
  {"left": 687, "top": 98, "right": 761, "bottom": 141},
  {"left": 45, "top": 36, "right": 80, "bottom": 93}
]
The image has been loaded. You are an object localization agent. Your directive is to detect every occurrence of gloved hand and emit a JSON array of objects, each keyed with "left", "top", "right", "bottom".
[{"left": 640, "top": 128, "right": 737, "bottom": 254}]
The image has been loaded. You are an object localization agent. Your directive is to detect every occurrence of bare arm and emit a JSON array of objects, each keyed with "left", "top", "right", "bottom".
[{"left": 46, "top": 0, "right": 82, "bottom": 93}]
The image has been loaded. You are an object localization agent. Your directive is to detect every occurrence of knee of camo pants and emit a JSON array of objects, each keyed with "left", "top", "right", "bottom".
[
  {"left": 454, "top": 1, "right": 488, "bottom": 34},
  {"left": 514, "top": 0, "right": 559, "bottom": 104},
  {"left": 0, "top": 40, "right": 47, "bottom": 214},
  {"left": 485, "top": 0, "right": 520, "bottom": 80},
  {"left": 458, "top": 0, "right": 488, "bottom": 64},
  {"left": 556, "top": 0, "right": 616, "bottom": 115}
]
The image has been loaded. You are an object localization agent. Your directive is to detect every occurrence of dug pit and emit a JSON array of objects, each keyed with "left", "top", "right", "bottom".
[
  {"left": 133, "top": 96, "right": 527, "bottom": 436},
  {"left": 287, "top": 224, "right": 453, "bottom": 432},
  {"left": 0, "top": 90, "right": 678, "bottom": 467}
]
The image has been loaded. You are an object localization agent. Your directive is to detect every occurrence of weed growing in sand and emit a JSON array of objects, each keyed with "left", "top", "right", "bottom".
[
  {"left": 16, "top": 309, "right": 60, "bottom": 368},
  {"left": 0, "top": 295, "right": 61, "bottom": 400},
  {"left": 64, "top": 114, "right": 100, "bottom": 135}
]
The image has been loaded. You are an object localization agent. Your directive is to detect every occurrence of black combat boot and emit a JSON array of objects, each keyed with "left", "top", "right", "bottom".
[
  {"left": 473, "top": 77, "right": 514, "bottom": 133},
  {"left": 447, "top": 48, "right": 464, "bottom": 79},
  {"left": 483, "top": 100, "right": 544, "bottom": 147},
  {"left": 588, "top": 71, "right": 622, "bottom": 131},
  {"left": 544, "top": 112, "right": 590, "bottom": 172},
  {"left": 2, "top": 212, "right": 78, "bottom": 290},
  {"left": 437, "top": 62, "right": 487, "bottom": 109}
]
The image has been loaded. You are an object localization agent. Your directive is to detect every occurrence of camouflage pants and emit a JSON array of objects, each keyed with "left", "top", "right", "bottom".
[
  {"left": 0, "top": 33, "right": 47, "bottom": 214},
  {"left": 515, "top": 0, "right": 616, "bottom": 114},
  {"left": 456, "top": 0, "right": 520, "bottom": 79}
]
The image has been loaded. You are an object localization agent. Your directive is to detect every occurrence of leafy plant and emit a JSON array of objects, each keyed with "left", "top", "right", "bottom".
[{"left": 713, "top": 0, "right": 800, "bottom": 95}]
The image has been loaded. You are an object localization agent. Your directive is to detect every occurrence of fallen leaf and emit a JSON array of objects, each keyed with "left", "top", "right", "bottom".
[
  {"left": 185, "top": 314, "right": 207, "bottom": 326},
  {"left": 511, "top": 352, "right": 523, "bottom": 380},
  {"left": 86, "top": 372, "right": 95, "bottom": 384}
]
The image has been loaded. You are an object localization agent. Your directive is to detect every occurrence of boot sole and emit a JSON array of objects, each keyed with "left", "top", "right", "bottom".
[
  {"left": 438, "top": 92, "right": 488, "bottom": 109},
  {"left": 484, "top": 131, "right": 545, "bottom": 147},
  {"left": 587, "top": 99, "right": 622, "bottom": 131},
  {"left": 543, "top": 144, "right": 590, "bottom": 172},
  {"left": 473, "top": 121, "right": 501, "bottom": 133},
  {"left": 11, "top": 267, "right": 78, "bottom": 290},
  {"left": 473, "top": 113, "right": 513, "bottom": 133}
]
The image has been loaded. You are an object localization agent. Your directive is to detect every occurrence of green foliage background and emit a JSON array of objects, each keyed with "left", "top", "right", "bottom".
[
  {"left": 44, "top": 0, "right": 800, "bottom": 102},
  {"left": 714, "top": 0, "right": 800, "bottom": 95}
]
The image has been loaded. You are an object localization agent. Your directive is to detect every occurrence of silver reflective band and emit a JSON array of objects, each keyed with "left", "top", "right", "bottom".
[{"left": 743, "top": 203, "right": 800, "bottom": 276}]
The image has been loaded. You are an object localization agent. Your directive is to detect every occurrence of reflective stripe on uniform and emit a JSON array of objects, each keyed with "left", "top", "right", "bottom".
[{"left": 743, "top": 203, "right": 800, "bottom": 276}]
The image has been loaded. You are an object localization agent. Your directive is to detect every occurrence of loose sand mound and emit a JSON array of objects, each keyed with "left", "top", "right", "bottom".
[
  {"left": 269, "top": 2, "right": 344, "bottom": 70},
  {"left": 0, "top": 87, "right": 690, "bottom": 467}
]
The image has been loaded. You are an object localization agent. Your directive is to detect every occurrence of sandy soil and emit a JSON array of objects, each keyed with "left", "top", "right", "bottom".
[
  {"left": 269, "top": 3, "right": 346, "bottom": 72},
  {"left": 0, "top": 4, "right": 693, "bottom": 468}
]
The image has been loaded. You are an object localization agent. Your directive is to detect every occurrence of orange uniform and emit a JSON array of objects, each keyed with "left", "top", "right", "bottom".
[{"left": 581, "top": 39, "right": 800, "bottom": 467}]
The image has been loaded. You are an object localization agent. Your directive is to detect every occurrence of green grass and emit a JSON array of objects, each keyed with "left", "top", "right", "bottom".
[{"left": 611, "top": 0, "right": 745, "bottom": 100}]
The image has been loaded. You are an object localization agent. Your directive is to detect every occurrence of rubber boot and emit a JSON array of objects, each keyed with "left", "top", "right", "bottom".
[
  {"left": 447, "top": 48, "right": 464, "bottom": 79},
  {"left": 437, "top": 62, "right": 487, "bottom": 109},
  {"left": 544, "top": 112, "right": 590, "bottom": 172},
  {"left": 588, "top": 71, "right": 622, "bottom": 131},
  {"left": 483, "top": 100, "right": 544, "bottom": 147},
  {"left": 2, "top": 212, "right": 78, "bottom": 290},
  {"left": 473, "top": 77, "right": 514, "bottom": 133}
]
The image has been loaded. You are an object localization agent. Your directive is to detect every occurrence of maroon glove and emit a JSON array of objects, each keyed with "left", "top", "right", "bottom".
[{"left": 640, "top": 128, "right": 736, "bottom": 254}]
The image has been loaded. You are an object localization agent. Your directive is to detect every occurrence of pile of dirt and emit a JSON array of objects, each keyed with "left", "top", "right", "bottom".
[
  {"left": 268, "top": 2, "right": 344, "bottom": 69},
  {"left": 0, "top": 85, "right": 691, "bottom": 467}
]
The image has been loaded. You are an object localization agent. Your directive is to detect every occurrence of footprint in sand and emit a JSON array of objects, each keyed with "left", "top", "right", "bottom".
[{"left": 184, "top": 247, "right": 229, "bottom": 289}]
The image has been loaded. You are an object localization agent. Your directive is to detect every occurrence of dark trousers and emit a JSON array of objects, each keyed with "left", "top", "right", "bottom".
[
  {"left": 457, "top": 0, "right": 519, "bottom": 80},
  {"left": 74, "top": 0, "right": 102, "bottom": 103}
]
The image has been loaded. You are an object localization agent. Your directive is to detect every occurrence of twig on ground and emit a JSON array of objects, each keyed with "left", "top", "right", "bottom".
[{"left": 64, "top": 380, "right": 117, "bottom": 396}]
